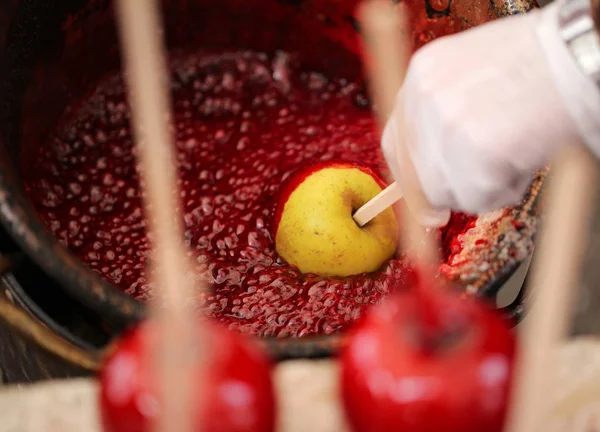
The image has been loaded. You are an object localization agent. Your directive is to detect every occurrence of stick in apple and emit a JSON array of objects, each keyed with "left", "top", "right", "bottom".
[
  {"left": 114, "top": 2, "right": 203, "bottom": 432},
  {"left": 358, "top": 0, "right": 443, "bottom": 338},
  {"left": 352, "top": 4, "right": 450, "bottom": 231},
  {"left": 505, "top": 145, "right": 598, "bottom": 432},
  {"left": 357, "top": 0, "right": 438, "bottom": 269}
]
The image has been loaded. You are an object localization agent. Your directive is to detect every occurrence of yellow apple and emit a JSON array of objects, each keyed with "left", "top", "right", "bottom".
[{"left": 274, "top": 163, "right": 398, "bottom": 277}]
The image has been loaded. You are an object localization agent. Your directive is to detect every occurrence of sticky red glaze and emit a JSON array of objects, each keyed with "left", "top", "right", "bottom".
[
  {"left": 440, "top": 212, "right": 478, "bottom": 264},
  {"left": 340, "top": 291, "right": 516, "bottom": 432},
  {"left": 99, "top": 320, "right": 276, "bottom": 432},
  {"left": 23, "top": 50, "right": 481, "bottom": 338}
]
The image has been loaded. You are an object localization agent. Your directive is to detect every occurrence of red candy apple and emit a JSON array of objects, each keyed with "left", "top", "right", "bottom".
[
  {"left": 99, "top": 320, "right": 276, "bottom": 432},
  {"left": 340, "top": 285, "right": 516, "bottom": 432}
]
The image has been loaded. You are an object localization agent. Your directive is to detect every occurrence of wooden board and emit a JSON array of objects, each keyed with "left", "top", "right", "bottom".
[{"left": 1, "top": 339, "right": 600, "bottom": 432}]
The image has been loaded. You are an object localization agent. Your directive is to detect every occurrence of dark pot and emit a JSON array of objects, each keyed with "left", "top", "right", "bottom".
[{"left": 0, "top": 0, "right": 542, "bottom": 383}]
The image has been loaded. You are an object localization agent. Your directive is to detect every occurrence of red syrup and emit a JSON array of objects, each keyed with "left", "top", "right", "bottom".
[{"left": 23, "top": 50, "right": 478, "bottom": 338}]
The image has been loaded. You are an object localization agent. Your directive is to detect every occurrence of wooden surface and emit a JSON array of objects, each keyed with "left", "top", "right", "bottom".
[{"left": 0, "top": 338, "right": 600, "bottom": 432}]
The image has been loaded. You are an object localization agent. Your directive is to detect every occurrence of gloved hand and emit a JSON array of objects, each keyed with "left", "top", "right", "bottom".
[{"left": 382, "top": 0, "right": 600, "bottom": 215}]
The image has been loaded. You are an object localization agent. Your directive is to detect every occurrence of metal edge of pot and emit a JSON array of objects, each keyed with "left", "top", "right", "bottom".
[
  {"left": 0, "top": 0, "right": 145, "bottom": 328},
  {"left": 0, "top": 0, "right": 540, "bottom": 370},
  {"left": 260, "top": 170, "right": 547, "bottom": 361}
]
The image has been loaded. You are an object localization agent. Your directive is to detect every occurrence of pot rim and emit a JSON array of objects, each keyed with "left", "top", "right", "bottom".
[
  {"left": 0, "top": 177, "right": 145, "bottom": 327},
  {"left": 0, "top": 165, "right": 542, "bottom": 353},
  {"left": 0, "top": 0, "right": 541, "bottom": 359}
]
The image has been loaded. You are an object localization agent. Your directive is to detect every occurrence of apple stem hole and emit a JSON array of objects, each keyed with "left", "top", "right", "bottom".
[
  {"left": 404, "top": 319, "right": 470, "bottom": 356},
  {"left": 351, "top": 207, "right": 372, "bottom": 228}
]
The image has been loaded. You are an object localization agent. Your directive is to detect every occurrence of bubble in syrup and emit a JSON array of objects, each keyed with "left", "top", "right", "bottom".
[{"left": 24, "top": 49, "right": 424, "bottom": 338}]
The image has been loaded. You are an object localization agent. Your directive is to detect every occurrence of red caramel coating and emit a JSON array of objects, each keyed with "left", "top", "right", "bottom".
[
  {"left": 99, "top": 320, "right": 276, "bottom": 432},
  {"left": 24, "top": 51, "right": 477, "bottom": 338},
  {"left": 341, "top": 290, "right": 516, "bottom": 432}
]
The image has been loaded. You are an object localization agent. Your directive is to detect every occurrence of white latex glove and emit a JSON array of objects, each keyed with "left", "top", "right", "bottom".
[{"left": 382, "top": 0, "right": 600, "bottom": 215}]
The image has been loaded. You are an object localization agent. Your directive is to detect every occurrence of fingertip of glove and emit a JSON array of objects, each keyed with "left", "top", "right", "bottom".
[{"left": 417, "top": 207, "right": 452, "bottom": 228}]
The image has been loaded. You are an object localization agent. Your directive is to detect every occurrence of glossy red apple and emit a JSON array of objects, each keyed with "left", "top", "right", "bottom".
[
  {"left": 99, "top": 320, "right": 276, "bottom": 432},
  {"left": 340, "top": 288, "right": 516, "bottom": 432}
]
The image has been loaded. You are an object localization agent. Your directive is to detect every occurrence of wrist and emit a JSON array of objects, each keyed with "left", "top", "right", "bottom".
[
  {"left": 590, "top": 0, "right": 600, "bottom": 33},
  {"left": 558, "top": 0, "right": 600, "bottom": 85},
  {"left": 536, "top": 0, "right": 600, "bottom": 153}
]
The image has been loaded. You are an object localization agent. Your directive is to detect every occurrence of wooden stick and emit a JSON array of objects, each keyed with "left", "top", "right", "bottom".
[
  {"left": 357, "top": 0, "right": 439, "bottom": 267},
  {"left": 353, "top": 182, "right": 402, "bottom": 227},
  {"left": 353, "top": 181, "right": 451, "bottom": 228},
  {"left": 505, "top": 145, "right": 598, "bottom": 432},
  {"left": 353, "top": 1, "right": 450, "bottom": 232},
  {"left": 114, "top": 2, "right": 201, "bottom": 432}
]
